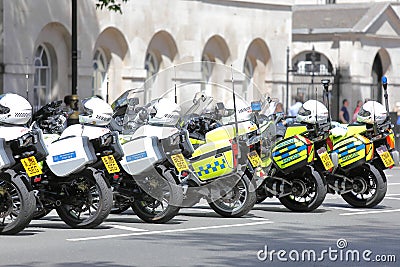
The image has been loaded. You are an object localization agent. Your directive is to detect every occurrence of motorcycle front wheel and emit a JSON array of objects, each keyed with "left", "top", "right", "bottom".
[
  {"left": 131, "top": 169, "right": 182, "bottom": 223},
  {"left": 0, "top": 175, "right": 35, "bottom": 235},
  {"left": 279, "top": 166, "right": 327, "bottom": 212},
  {"left": 341, "top": 163, "right": 386, "bottom": 208},
  {"left": 208, "top": 173, "right": 257, "bottom": 218},
  {"left": 56, "top": 170, "right": 112, "bottom": 228}
]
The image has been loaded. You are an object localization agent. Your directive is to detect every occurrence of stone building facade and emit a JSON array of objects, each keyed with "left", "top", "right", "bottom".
[
  {"left": 0, "top": 0, "right": 292, "bottom": 111},
  {"left": 1, "top": 0, "right": 400, "bottom": 118}
]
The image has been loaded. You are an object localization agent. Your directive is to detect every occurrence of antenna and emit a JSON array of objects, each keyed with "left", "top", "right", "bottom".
[
  {"left": 230, "top": 65, "right": 239, "bottom": 138},
  {"left": 174, "top": 65, "right": 177, "bottom": 104},
  {"left": 25, "top": 57, "right": 29, "bottom": 100}
]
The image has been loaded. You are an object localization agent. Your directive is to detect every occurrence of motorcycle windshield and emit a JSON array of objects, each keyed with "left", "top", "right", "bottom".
[{"left": 121, "top": 62, "right": 277, "bottom": 207}]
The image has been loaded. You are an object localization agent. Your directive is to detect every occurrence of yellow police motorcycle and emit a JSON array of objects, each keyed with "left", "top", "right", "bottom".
[{"left": 327, "top": 76, "right": 398, "bottom": 207}]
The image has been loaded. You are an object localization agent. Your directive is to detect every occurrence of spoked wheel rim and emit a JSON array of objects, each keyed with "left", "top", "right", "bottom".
[
  {"left": 0, "top": 180, "right": 22, "bottom": 228},
  {"left": 349, "top": 174, "right": 376, "bottom": 200},
  {"left": 286, "top": 178, "right": 317, "bottom": 205},
  {"left": 135, "top": 176, "right": 172, "bottom": 216},
  {"left": 211, "top": 178, "right": 248, "bottom": 213},
  {"left": 62, "top": 178, "right": 101, "bottom": 222}
]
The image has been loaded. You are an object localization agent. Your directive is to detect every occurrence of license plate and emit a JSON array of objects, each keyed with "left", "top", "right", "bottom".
[
  {"left": 101, "top": 155, "right": 120, "bottom": 174},
  {"left": 377, "top": 146, "right": 394, "bottom": 168},
  {"left": 21, "top": 156, "right": 43, "bottom": 177},
  {"left": 171, "top": 153, "right": 189, "bottom": 172},
  {"left": 317, "top": 147, "right": 334, "bottom": 170},
  {"left": 247, "top": 151, "right": 262, "bottom": 168}
]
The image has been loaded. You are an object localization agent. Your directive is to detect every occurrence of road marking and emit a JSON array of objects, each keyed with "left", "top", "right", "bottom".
[
  {"left": 385, "top": 197, "right": 400, "bottom": 201},
  {"left": 340, "top": 209, "right": 400, "bottom": 216},
  {"left": 324, "top": 206, "right": 365, "bottom": 212},
  {"left": 67, "top": 220, "right": 273, "bottom": 242},
  {"left": 386, "top": 194, "right": 400, "bottom": 196},
  {"left": 388, "top": 183, "right": 400, "bottom": 186},
  {"left": 246, "top": 217, "right": 270, "bottom": 221},
  {"left": 108, "top": 225, "right": 148, "bottom": 232}
]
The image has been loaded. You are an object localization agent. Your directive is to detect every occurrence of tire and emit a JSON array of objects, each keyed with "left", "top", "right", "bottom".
[
  {"left": 279, "top": 166, "right": 327, "bottom": 212},
  {"left": 0, "top": 175, "right": 36, "bottom": 235},
  {"left": 56, "top": 170, "right": 112, "bottom": 228},
  {"left": 341, "top": 163, "right": 387, "bottom": 208},
  {"left": 131, "top": 169, "right": 182, "bottom": 224},
  {"left": 209, "top": 173, "right": 257, "bottom": 218}
]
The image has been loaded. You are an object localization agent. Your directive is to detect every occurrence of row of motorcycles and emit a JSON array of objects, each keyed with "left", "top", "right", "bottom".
[{"left": 1, "top": 62, "right": 398, "bottom": 235}]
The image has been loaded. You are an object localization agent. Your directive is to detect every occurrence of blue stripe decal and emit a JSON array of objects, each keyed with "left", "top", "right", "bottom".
[
  {"left": 278, "top": 145, "right": 307, "bottom": 159},
  {"left": 53, "top": 151, "right": 77, "bottom": 162},
  {"left": 126, "top": 151, "right": 148, "bottom": 162}
]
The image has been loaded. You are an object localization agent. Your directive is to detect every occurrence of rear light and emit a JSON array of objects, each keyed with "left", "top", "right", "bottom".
[{"left": 33, "top": 177, "right": 41, "bottom": 183}]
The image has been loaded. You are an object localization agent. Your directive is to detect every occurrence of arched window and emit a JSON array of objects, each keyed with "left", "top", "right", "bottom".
[
  {"left": 33, "top": 45, "right": 51, "bottom": 111},
  {"left": 92, "top": 49, "right": 108, "bottom": 99}
]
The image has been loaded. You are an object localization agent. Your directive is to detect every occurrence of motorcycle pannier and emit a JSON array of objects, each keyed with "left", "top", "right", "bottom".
[
  {"left": 272, "top": 135, "right": 313, "bottom": 174},
  {"left": 120, "top": 136, "right": 165, "bottom": 175},
  {"left": 46, "top": 136, "right": 96, "bottom": 177}
]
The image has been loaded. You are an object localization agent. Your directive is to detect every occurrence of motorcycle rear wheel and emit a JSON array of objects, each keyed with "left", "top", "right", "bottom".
[
  {"left": 0, "top": 175, "right": 35, "bottom": 235},
  {"left": 56, "top": 170, "right": 112, "bottom": 228},
  {"left": 279, "top": 166, "right": 327, "bottom": 212},
  {"left": 131, "top": 170, "right": 182, "bottom": 223},
  {"left": 341, "top": 163, "right": 386, "bottom": 208},
  {"left": 209, "top": 173, "right": 257, "bottom": 217}
]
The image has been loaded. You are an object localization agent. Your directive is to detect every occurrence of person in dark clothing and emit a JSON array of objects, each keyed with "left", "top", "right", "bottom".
[{"left": 339, "top": 99, "right": 350, "bottom": 124}]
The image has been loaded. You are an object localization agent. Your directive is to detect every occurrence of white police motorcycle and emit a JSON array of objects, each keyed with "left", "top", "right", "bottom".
[{"left": 0, "top": 93, "right": 44, "bottom": 234}]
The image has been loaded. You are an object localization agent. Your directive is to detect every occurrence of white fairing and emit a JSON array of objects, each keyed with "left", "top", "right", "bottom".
[
  {"left": 46, "top": 136, "right": 96, "bottom": 177},
  {"left": 60, "top": 124, "right": 111, "bottom": 140},
  {"left": 131, "top": 125, "right": 179, "bottom": 139},
  {"left": 0, "top": 126, "right": 30, "bottom": 141},
  {"left": 120, "top": 136, "right": 165, "bottom": 175}
]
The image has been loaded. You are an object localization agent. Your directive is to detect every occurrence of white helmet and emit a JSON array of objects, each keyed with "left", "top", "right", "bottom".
[
  {"left": 148, "top": 98, "right": 181, "bottom": 126},
  {"left": 296, "top": 100, "right": 329, "bottom": 124},
  {"left": 79, "top": 96, "right": 112, "bottom": 126},
  {"left": 357, "top": 101, "right": 387, "bottom": 124},
  {"left": 0, "top": 93, "right": 32, "bottom": 125}
]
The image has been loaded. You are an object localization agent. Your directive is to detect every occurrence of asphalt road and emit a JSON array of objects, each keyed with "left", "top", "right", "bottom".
[{"left": 1, "top": 168, "right": 399, "bottom": 267}]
